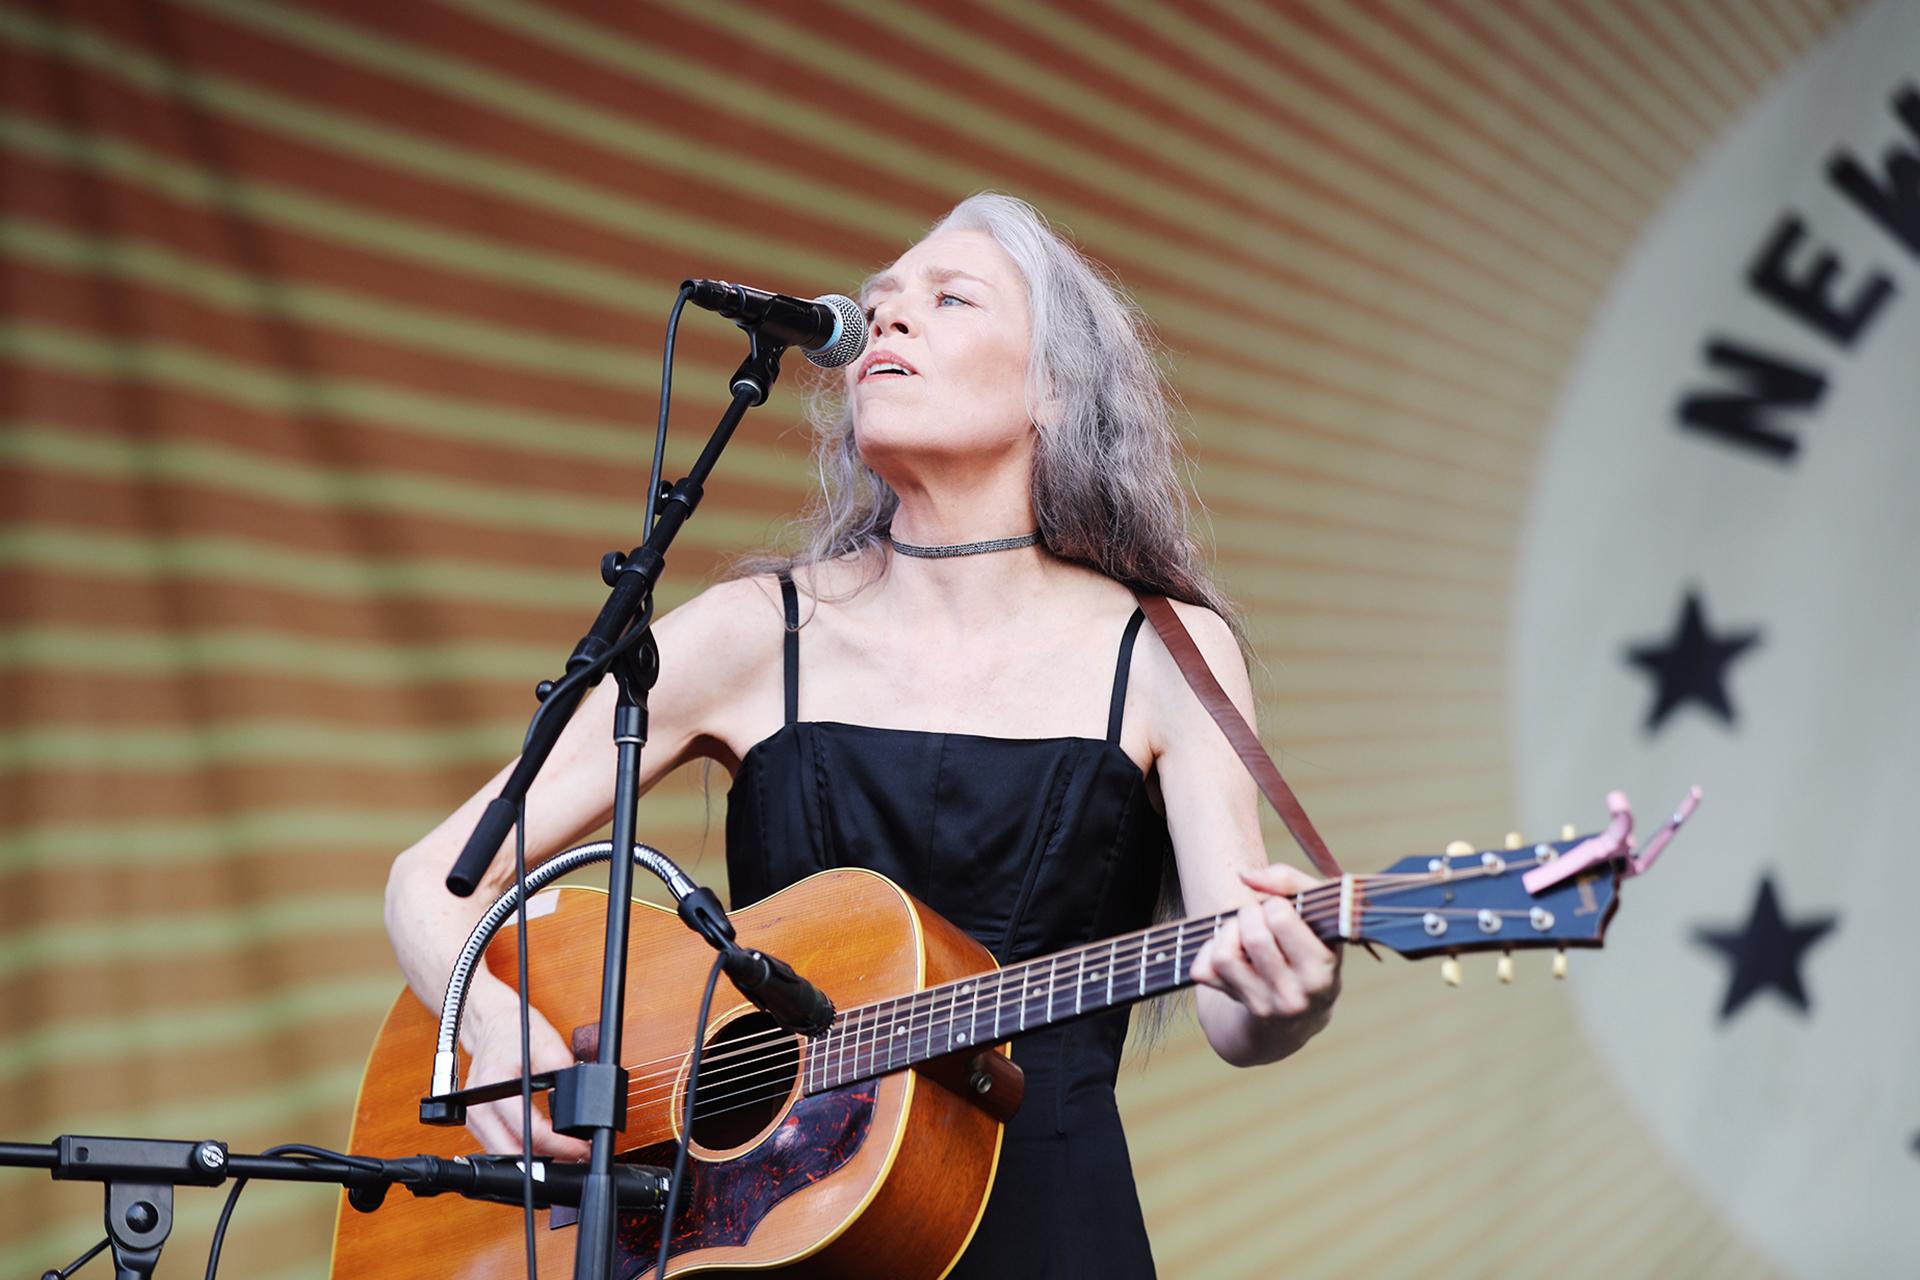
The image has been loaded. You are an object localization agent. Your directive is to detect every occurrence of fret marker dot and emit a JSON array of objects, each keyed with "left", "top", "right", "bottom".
[
  {"left": 1154, "top": 953, "right": 1166, "bottom": 963},
  {"left": 953, "top": 1032, "right": 969, "bottom": 1045}
]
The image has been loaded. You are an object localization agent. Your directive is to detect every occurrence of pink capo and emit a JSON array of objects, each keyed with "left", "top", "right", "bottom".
[{"left": 1520, "top": 786, "right": 1702, "bottom": 894}]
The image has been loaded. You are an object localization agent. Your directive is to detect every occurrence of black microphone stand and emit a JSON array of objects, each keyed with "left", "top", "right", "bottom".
[
  {"left": 0, "top": 1134, "right": 669, "bottom": 1279},
  {"left": 439, "top": 325, "right": 790, "bottom": 1280}
]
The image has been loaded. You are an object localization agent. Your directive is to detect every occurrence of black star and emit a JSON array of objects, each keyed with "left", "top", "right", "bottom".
[
  {"left": 1693, "top": 875, "right": 1837, "bottom": 1022},
  {"left": 1626, "top": 590, "right": 1761, "bottom": 732}
]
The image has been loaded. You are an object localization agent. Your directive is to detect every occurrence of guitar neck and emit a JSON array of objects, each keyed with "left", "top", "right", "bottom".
[{"left": 802, "top": 890, "right": 1349, "bottom": 1095}]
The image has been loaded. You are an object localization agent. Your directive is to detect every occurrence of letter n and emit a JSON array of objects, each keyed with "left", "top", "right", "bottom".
[{"left": 1675, "top": 340, "right": 1826, "bottom": 464}]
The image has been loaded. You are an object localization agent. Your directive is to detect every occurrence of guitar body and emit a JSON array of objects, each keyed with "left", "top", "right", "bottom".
[
  {"left": 331, "top": 869, "right": 1010, "bottom": 1279},
  {"left": 330, "top": 797, "right": 1665, "bottom": 1276}
]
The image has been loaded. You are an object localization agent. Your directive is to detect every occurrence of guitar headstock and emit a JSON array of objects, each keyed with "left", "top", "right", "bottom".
[
  {"left": 1347, "top": 789, "right": 1698, "bottom": 981},
  {"left": 1356, "top": 831, "right": 1623, "bottom": 965}
]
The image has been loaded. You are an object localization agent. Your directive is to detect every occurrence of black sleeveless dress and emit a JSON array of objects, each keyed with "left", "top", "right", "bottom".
[{"left": 723, "top": 578, "right": 1166, "bottom": 1277}]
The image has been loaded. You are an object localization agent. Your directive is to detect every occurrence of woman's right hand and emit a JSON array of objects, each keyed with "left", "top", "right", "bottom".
[{"left": 461, "top": 1001, "right": 593, "bottom": 1161}]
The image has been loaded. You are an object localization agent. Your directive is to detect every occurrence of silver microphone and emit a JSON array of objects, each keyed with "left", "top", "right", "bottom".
[{"left": 684, "top": 280, "right": 867, "bottom": 369}]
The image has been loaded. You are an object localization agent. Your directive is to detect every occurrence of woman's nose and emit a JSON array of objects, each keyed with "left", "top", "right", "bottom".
[{"left": 869, "top": 297, "right": 912, "bottom": 337}]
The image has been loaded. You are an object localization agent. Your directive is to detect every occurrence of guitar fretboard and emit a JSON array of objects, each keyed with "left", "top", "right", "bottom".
[{"left": 800, "top": 896, "right": 1341, "bottom": 1095}]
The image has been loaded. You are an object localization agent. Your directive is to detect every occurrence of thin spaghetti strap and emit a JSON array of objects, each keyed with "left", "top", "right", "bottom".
[
  {"left": 779, "top": 575, "right": 799, "bottom": 725},
  {"left": 1106, "top": 608, "right": 1147, "bottom": 744}
]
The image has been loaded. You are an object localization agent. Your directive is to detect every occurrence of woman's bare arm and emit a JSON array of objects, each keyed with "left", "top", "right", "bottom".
[
  {"left": 1141, "top": 602, "right": 1341, "bottom": 1068},
  {"left": 381, "top": 575, "right": 782, "bottom": 1154}
]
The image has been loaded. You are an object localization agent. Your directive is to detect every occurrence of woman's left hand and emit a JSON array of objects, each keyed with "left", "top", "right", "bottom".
[{"left": 1190, "top": 863, "right": 1342, "bottom": 1035}]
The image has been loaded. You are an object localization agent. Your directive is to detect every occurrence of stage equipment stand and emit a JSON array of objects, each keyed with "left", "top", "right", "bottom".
[
  {"left": 0, "top": 1135, "right": 668, "bottom": 1278},
  {"left": 438, "top": 324, "right": 794, "bottom": 1280}
]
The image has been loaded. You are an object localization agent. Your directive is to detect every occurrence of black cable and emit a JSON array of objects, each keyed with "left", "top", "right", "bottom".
[
  {"left": 516, "top": 796, "right": 539, "bottom": 1280},
  {"left": 655, "top": 952, "right": 726, "bottom": 1280},
  {"left": 510, "top": 286, "right": 688, "bottom": 759},
  {"left": 504, "top": 287, "right": 688, "bottom": 1280},
  {"left": 205, "top": 1174, "right": 250, "bottom": 1275},
  {"left": 47, "top": 1234, "right": 107, "bottom": 1278},
  {"left": 646, "top": 286, "right": 692, "bottom": 539},
  {"left": 205, "top": 1145, "right": 380, "bottom": 1279},
  {"left": 202, "top": 288, "right": 692, "bottom": 1280}
]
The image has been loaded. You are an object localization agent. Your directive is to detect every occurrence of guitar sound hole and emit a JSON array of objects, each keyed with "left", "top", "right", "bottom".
[{"left": 689, "top": 1012, "right": 800, "bottom": 1152}]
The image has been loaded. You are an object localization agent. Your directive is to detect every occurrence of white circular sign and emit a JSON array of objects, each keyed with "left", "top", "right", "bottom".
[{"left": 1513, "top": 3, "right": 1920, "bottom": 1275}]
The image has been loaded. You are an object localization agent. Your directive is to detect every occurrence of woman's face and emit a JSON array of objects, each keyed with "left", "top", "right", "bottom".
[{"left": 847, "top": 228, "right": 1035, "bottom": 473}]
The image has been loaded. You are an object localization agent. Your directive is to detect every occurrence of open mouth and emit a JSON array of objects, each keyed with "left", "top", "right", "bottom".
[{"left": 859, "top": 351, "right": 918, "bottom": 382}]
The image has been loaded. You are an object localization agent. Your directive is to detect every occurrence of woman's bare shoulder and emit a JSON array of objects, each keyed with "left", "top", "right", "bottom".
[
  {"left": 666, "top": 553, "right": 878, "bottom": 675},
  {"left": 645, "top": 574, "right": 791, "bottom": 763},
  {"left": 663, "top": 572, "right": 786, "bottom": 646},
  {"left": 1161, "top": 597, "right": 1240, "bottom": 661},
  {"left": 650, "top": 574, "right": 792, "bottom": 699},
  {"left": 1133, "top": 596, "right": 1255, "bottom": 740}
]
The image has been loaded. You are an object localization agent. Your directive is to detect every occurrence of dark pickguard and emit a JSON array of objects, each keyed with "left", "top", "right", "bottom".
[{"left": 611, "top": 1084, "right": 876, "bottom": 1278}]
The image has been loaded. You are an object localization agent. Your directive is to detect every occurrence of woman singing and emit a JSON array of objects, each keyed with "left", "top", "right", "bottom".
[{"left": 384, "top": 193, "right": 1341, "bottom": 1276}]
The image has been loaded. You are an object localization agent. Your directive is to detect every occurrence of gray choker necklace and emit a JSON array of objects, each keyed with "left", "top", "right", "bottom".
[{"left": 887, "top": 530, "right": 1041, "bottom": 559}]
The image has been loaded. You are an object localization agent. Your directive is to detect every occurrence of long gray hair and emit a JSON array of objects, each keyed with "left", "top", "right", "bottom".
[
  {"left": 737, "top": 196, "right": 1246, "bottom": 1037},
  {"left": 738, "top": 192, "right": 1237, "bottom": 631}
]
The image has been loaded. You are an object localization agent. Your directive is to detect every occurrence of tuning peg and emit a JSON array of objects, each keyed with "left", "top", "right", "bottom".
[
  {"left": 1560, "top": 824, "right": 1576, "bottom": 841},
  {"left": 1552, "top": 949, "right": 1568, "bottom": 980},
  {"left": 1445, "top": 840, "right": 1474, "bottom": 856},
  {"left": 1504, "top": 831, "right": 1523, "bottom": 850},
  {"left": 1497, "top": 952, "right": 1514, "bottom": 984},
  {"left": 1441, "top": 956, "right": 1462, "bottom": 987}
]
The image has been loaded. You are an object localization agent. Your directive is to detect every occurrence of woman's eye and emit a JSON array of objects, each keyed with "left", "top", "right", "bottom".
[{"left": 936, "top": 292, "right": 968, "bottom": 307}]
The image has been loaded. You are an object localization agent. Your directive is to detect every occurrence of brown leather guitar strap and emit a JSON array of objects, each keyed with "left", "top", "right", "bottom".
[{"left": 1134, "top": 593, "right": 1346, "bottom": 880}]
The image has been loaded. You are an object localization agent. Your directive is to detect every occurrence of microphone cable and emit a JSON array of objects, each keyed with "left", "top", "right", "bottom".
[
  {"left": 655, "top": 952, "right": 727, "bottom": 1280},
  {"left": 645, "top": 286, "right": 691, "bottom": 548},
  {"left": 505, "top": 283, "right": 692, "bottom": 1278},
  {"left": 502, "top": 283, "right": 690, "bottom": 777},
  {"left": 205, "top": 1144, "right": 382, "bottom": 1279},
  {"left": 514, "top": 794, "right": 537, "bottom": 1278},
  {"left": 205, "top": 288, "right": 703, "bottom": 1280}
]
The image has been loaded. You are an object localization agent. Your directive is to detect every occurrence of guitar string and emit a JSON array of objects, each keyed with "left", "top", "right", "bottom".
[
  {"left": 612, "top": 901, "right": 1503, "bottom": 1124},
  {"left": 573, "top": 878, "right": 1345, "bottom": 1094},
  {"left": 610, "top": 902, "right": 1560, "bottom": 1126},
  {"left": 606, "top": 864, "right": 1564, "bottom": 1123},
  {"left": 595, "top": 861, "right": 1528, "bottom": 1094},
  {"left": 623, "top": 917, "right": 1216, "bottom": 1108},
  {"left": 609, "top": 888, "right": 1349, "bottom": 1098},
  {"left": 606, "top": 911, "right": 1253, "bottom": 1123},
  {"left": 596, "top": 866, "right": 1413, "bottom": 1088},
  {"left": 622, "top": 912, "right": 1492, "bottom": 1133},
  {"left": 589, "top": 862, "right": 1541, "bottom": 1118},
  {"left": 616, "top": 904, "right": 1563, "bottom": 1130},
  {"left": 610, "top": 916, "right": 1230, "bottom": 1122}
]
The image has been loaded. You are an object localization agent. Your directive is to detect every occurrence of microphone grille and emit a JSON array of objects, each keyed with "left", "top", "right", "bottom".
[{"left": 804, "top": 294, "right": 868, "bottom": 369}]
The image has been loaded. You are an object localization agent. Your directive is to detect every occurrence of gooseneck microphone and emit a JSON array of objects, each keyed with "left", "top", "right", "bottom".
[
  {"left": 722, "top": 947, "right": 837, "bottom": 1037},
  {"left": 677, "top": 883, "right": 834, "bottom": 1037},
  {"left": 684, "top": 280, "right": 867, "bottom": 369}
]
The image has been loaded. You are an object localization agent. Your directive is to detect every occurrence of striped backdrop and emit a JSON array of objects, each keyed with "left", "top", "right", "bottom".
[{"left": 0, "top": 1, "right": 1859, "bottom": 1275}]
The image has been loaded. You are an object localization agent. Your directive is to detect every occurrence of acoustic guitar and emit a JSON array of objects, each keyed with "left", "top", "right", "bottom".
[{"left": 333, "top": 800, "right": 1671, "bottom": 1278}]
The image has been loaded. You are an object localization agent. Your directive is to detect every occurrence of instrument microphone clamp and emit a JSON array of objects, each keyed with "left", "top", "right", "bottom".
[{"left": 345, "top": 1154, "right": 670, "bottom": 1215}]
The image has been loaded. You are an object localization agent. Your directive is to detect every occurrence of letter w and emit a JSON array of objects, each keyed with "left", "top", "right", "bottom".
[{"left": 1829, "top": 83, "right": 1920, "bottom": 259}]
